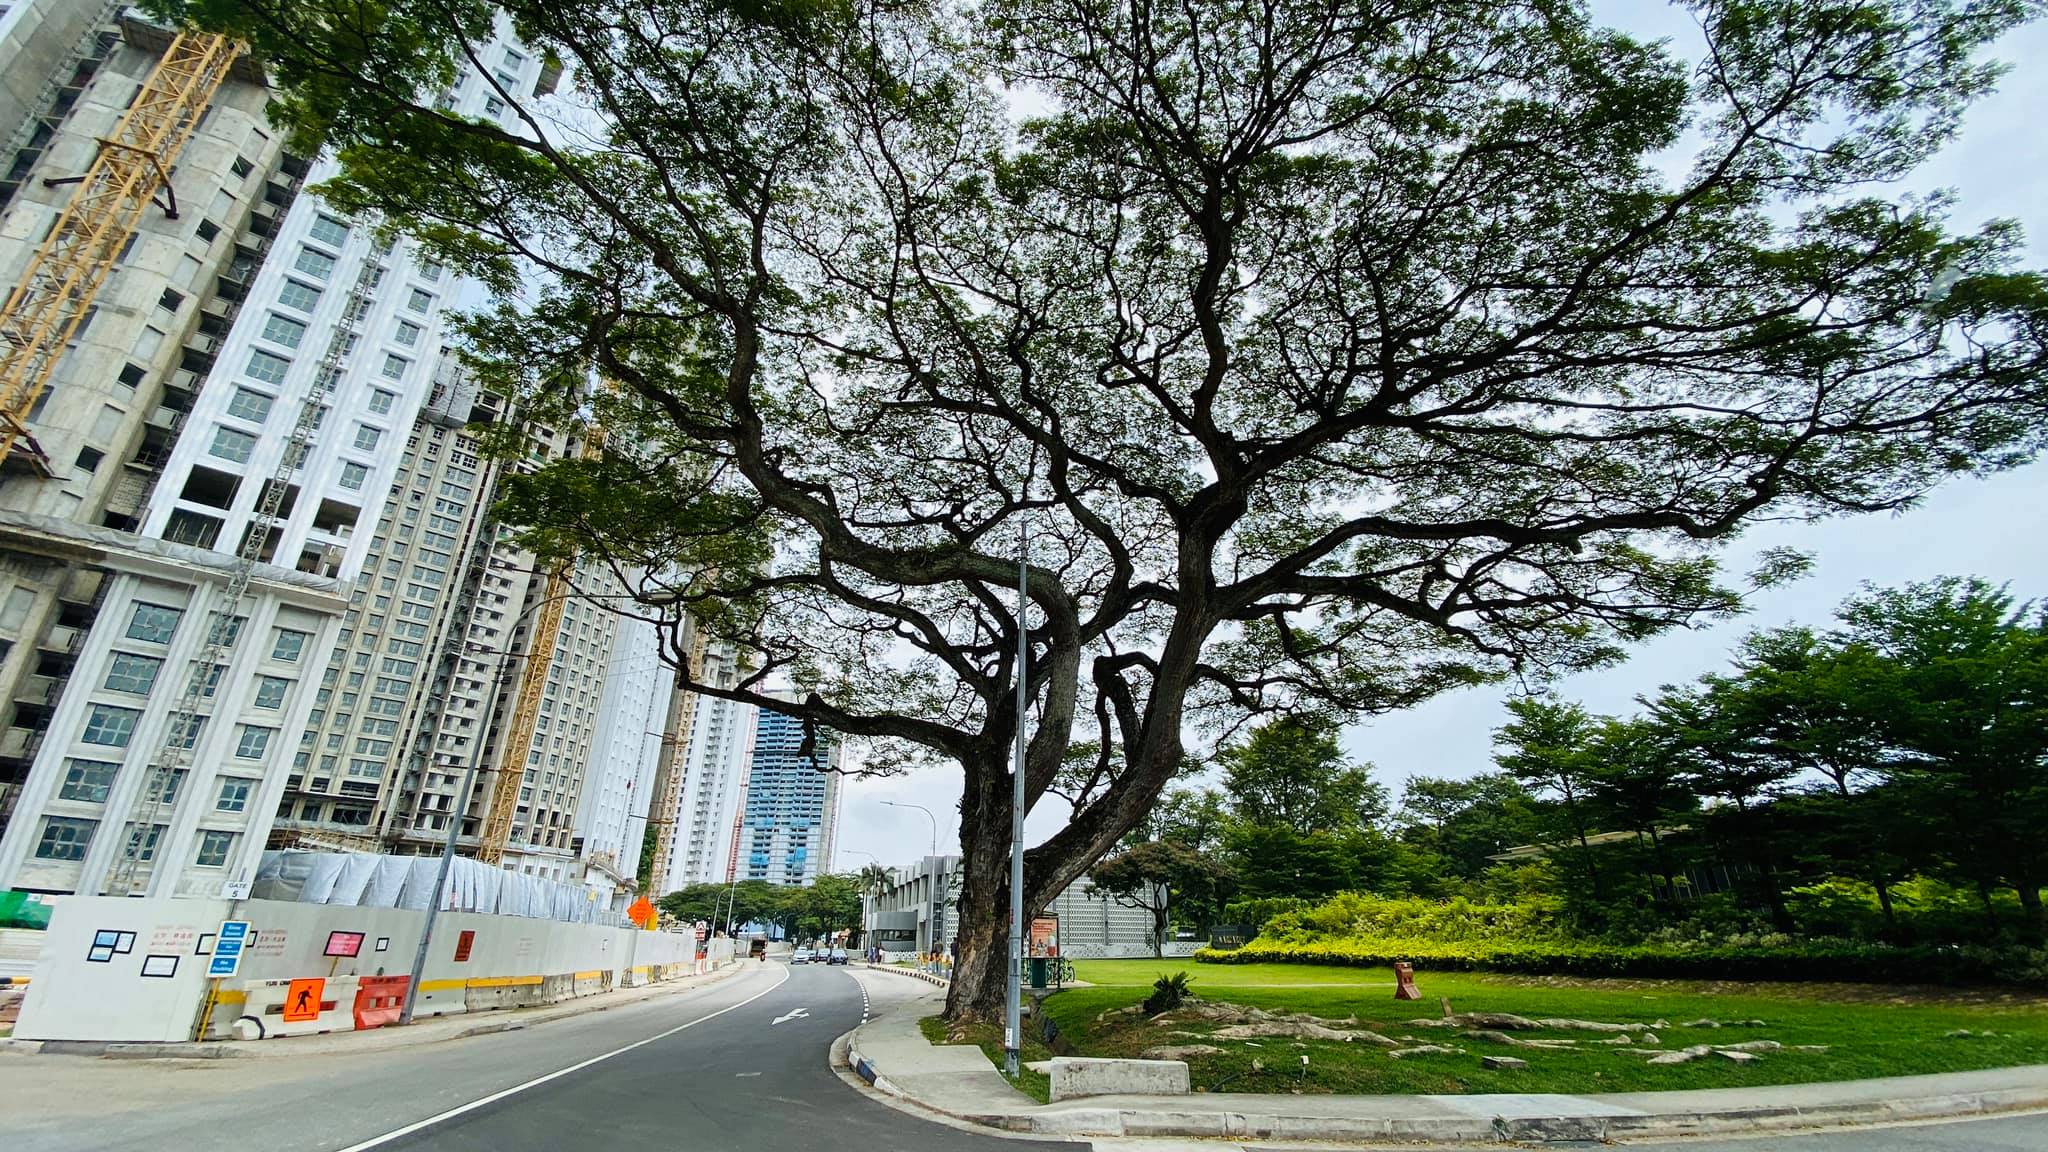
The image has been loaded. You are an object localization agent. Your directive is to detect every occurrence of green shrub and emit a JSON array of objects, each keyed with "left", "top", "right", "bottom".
[
  {"left": 1194, "top": 936, "right": 2048, "bottom": 986},
  {"left": 1258, "top": 892, "right": 1564, "bottom": 945},
  {"left": 1221, "top": 897, "right": 1311, "bottom": 936},
  {"left": 1143, "top": 970, "right": 1193, "bottom": 1015}
]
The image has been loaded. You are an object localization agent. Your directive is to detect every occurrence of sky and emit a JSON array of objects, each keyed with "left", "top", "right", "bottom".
[{"left": 830, "top": 5, "right": 2048, "bottom": 873}]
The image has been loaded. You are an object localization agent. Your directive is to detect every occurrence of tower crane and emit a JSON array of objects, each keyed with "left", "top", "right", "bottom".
[{"left": 0, "top": 31, "right": 241, "bottom": 472}]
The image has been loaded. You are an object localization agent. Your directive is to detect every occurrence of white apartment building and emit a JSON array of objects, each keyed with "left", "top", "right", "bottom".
[
  {"left": 266, "top": 361, "right": 528, "bottom": 848},
  {"left": 573, "top": 607, "right": 674, "bottom": 906},
  {"left": 657, "top": 642, "right": 756, "bottom": 894},
  {"left": 0, "top": 12, "right": 555, "bottom": 896}
]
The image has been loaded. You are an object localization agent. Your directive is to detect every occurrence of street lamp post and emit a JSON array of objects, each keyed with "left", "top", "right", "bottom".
[
  {"left": 881, "top": 800, "right": 941, "bottom": 961},
  {"left": 398, "top": 579, "right": 590, "bottom": 1026},
  {"left": 1005, "top": 512, "right": 1029, "bottom": 1077},
  {"left": 397, "top": 641, "right": 524, "bottom": 1026}
]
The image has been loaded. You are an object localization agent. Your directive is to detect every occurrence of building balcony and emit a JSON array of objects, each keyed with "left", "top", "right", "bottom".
[{"left": 0, "top": 726, "right": 46, "bottom": 762}]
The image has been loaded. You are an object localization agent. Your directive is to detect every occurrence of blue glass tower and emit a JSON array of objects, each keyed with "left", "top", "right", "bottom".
[{"left": 740, "top": 705, "right": 840, "bottom": 885}]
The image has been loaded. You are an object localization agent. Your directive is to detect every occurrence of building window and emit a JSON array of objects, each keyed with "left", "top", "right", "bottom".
[
  {"left": 196, "top": 662, "right": 226, "bottom": 698},
  {"left": 215, "top": 777, "right": 251, "bottom": 812},
  {"left": 380, "top": 353, "right": 408, "bottom": 381},
  {"left": 261, "top": 313, "right": 308, "bottom": 350},
  {"left": 124, "top": 823, "right": 166, "bottom": 862},
  {"left": 246, "top": 348, "right": 291, "bottom": 385},
  {"left": 234, "top": 725, "right": 276, "bottom": 761},
  {"left": 166, "top": 714, "right": 206, "bottom": 751},
  {"left": 369, "top": 389, "right": 396, "bottom": 415},
  {"left": 272, "top": 629, "right": 309, "bottom": 662},
  {"left": 421, "top": 261, "right": 443, "bottom": 282},
  {"left": 194, "top": 830, "right": 235, "bottom": 868},
  {"left": 353, "top": 425, "right": 382, "bottom": 452},
  {"left": 348, "top": 758, "right": 382, "bottom": 779},
  {"left": 58, "top": 759, "right": 121, "bottom": 803},
  {"left": 82, "top": 704, "right": 141, "bottom": 747},
  {"left": 395, "top": 321, "right": 421, "bottom": 347},
  {"left": 226, "top": 387, "right": 274, "bottom": 423},
  {"left": 34, "top": 817, "right": 97, "bottom": 861},
  {"left": 125, "top": 602, "right": 182, "bottom": 643},
  {"left": 339, "top": 462, "right": 368, "bottom": 490},
  {"left": 309, "top": 215, "right": 350, "bottom": 247},
  {"left": 144, "top": 769, "right": 186, "bottom": 806},
  {"left": 208, "top": 426, "right": 257, "bottom": 464},
  {"left": 294, "top": 247, "right": 336, "bottom": 279},
  {"left": 252, "top": 675, "right": 290, "bottom": 709},
  {"left": 102, "top": 652, "right": 163, "bottom": 696},
  {"left": 277, "top": 279, "right": 322, "bottom": 314},
  {"left": 483, "top": 95, "right": 506, "bottom": 118},
  {"left": 407, "top": 288, "right": 432, "bottom": 314}
]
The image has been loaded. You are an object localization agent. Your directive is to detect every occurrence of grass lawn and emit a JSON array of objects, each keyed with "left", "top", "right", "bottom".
[{"left": 1009, "top": 958, "right": 2048, "bottom": 1096}]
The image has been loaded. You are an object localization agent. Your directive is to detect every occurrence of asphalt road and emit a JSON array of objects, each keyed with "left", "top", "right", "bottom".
[
  {"left": 0, "top": 960, "right": 2041, "bottom": 1152},
  {"left": 0, "top": 962, "right": 1061, "bottom": 1152}
]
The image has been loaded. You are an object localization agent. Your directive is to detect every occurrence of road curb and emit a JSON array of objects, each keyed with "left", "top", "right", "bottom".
[
  {"left": 840, "top": 992, "right": 2048, "bottom": 1145},
  {"left": 969, "top": 1082, "right": 2048, "bottom": 1142},
  {"left": 858, "top": 961, "right": 950, "bottom": 989}
]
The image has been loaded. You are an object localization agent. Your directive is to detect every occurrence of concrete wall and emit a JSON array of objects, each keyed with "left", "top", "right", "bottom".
[{"left": 14, "top": 895, "right": 727, "bottom": 1042}]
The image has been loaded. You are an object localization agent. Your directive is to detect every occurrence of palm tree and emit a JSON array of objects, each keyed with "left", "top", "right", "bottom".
[{"left": 855, "top": 862, "right": 893, "bottom": 958}]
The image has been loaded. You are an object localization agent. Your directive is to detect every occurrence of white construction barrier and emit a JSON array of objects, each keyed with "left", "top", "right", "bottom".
[{"left": 15, "top": 896, "right": 725, "bottom": 1042}]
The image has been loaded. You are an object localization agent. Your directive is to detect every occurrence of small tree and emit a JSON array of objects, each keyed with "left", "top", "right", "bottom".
[
  {"left": 1495, "top": 696, "right": 1604, "bottom": 890},
  {"left": 1838, "top": 579, "right": 2048, "bottom": 939},
  {"left": 1220, "top": 716, "right": 1389, "bottom": 835},
  {"left": 1092, "top": 840, "right": 1237, "bottom": 956}
]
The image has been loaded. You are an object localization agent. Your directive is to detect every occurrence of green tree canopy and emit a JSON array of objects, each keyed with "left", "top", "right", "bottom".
[
  {"left": 1219, "top": 716, "right": 1388, "bottom": 835},
  {"left": 162, "top": 0, "right": 2048, "bottom": 1015},
  {"left": 1091, "top": 839, "right": 1238, "bottom": 954}
]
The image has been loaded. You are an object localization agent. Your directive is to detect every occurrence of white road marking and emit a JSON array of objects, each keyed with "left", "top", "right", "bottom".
[
  {"left": 332, "top": 966, "right": 790, "bottom": 1151},
  {"left": 771, "top": 1007, "right": 811, "bottom": 1025}
]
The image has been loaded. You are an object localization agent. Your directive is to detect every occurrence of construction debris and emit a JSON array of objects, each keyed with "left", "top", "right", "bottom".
[{"left": 1481, "top": 1056, "right": 1529, "bottom": 1070}]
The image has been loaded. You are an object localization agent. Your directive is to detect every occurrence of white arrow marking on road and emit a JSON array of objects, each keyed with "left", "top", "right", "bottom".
[{"left": 771, "top": 1008, "right": 810, "bottom": 1025}]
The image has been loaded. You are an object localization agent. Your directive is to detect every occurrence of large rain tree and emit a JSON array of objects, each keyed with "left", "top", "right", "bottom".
[{"left": 163, "top": 0, "right": 2048, "bottom": 1016}]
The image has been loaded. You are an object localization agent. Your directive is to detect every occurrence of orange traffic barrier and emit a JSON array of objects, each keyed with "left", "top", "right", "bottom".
[{"left": 354, "top": 975, "right": 409, "bottom": 1030}]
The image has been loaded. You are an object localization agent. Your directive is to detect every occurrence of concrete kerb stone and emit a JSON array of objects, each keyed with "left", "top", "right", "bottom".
[
  {"left": 858, "top": 961, "right": 951, "bottom": 989},
  {"left": 13, "top": 959, "right": 746, "bottom": 1062},
  {"left": 1047, "top": 1055, "right": 1190, "bottom": 1102}
]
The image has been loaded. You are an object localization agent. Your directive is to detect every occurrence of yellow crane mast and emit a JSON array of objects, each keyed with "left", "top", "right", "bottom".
[
  {"left": 477, "top": 422, "right": 608, "bottom": 865},
  {"left": 0, "top": 31, "right": 241, "bottom": 471},
  {"left": 643, "top": 626, "right": 709, "bottom": 897}
]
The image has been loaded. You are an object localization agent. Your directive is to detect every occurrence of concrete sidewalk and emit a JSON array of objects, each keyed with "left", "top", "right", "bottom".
[
  {"left": 5, "top": 959, "right": 746, "bottom": 1061},
  {"left": 842, "top": 981, "right": 2048, "bottom": 1144}
]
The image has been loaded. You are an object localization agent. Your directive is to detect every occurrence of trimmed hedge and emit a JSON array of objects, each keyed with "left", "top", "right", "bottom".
[{"left": 1195, "top": 936, "right": 2048, "bottom": 986}]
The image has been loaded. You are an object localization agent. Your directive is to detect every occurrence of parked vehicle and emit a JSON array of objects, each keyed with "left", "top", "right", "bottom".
[
  {"left": 827, "top": 947, "right": 849, "bottom": 965},
  {"left": 790, "top": 947, "right": 815, "bottom": 965}
]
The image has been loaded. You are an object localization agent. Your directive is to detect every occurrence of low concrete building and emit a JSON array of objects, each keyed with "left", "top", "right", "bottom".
[{"left": 861, "top": 855, "right": 1194, "bottom": 960}]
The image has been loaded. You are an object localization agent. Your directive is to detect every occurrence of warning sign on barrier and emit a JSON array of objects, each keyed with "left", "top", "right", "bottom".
[{"left": 283, "top": 977, "right": 325, "bottom": 1022}]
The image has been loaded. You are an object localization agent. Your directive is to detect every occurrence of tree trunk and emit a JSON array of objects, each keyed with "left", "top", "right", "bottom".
[
  {"left": 1977, "top": 880, "right": 2001, "bottom": 935},
  {"left": 1873, "top": 875, "right": 1898, "bottom": 935},
  {"left": 2015, "top": 881, "right": 2045, "bottom": 945},
  {"left": 946, "top": 751, "right": 1028, "bottom": 1022},
  {"left": 1647, "top": 825, "right": 1679, "bottom": 903}
]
